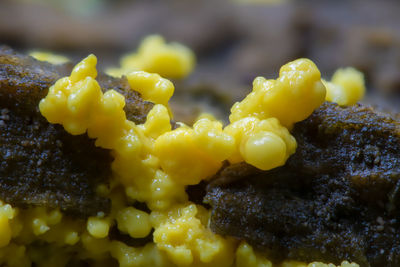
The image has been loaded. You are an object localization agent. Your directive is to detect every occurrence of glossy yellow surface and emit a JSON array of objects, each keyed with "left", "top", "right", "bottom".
[
  {"left": 154, "top": 117, "right": 235, "bottom": 185},
  {"left": 116, "top": 207, "right": 152, "bottom": 238},
  {"left": 126, "top": 71, "right": 174, "bottom": 106},
  {"left": 224, "top": 117, "right": 296, "bottom": 170},
  {"left": 229, "top": 58, "right": 326, "bottom": 128},
  {"left": 107, "top": 35, "right": 195, "bottom": 79},
  {"left": 323, "top": 67, "right": 365, "bottom": 106},
  {"left": 87, "top": 217, "right": 111, "bottom": 239},
  {"left": 0, "top": 46, "right": 362, "bottom": 266}
]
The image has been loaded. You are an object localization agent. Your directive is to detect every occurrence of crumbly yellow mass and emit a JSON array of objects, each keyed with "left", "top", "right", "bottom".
[
  {"left": 107, "top": 35, "right": 195, "bottom": 79},
  {"left": 225, "top": 58, "right": 324, "bottom": 170},
  {"left": 229, "top": 58, "right": 326, "bottom": 128},
  {"left": 0, "top": 43, "right": 365, "bottom": 266},
  {"left": 153, "top": 204, "right": 235, "bottom": 266},
  {"left": 154, "top": 117, "right": 235, "bottom": 185}
]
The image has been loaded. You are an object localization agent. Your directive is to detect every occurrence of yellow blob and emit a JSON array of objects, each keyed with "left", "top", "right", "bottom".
[
  {"left": 141, "top": 104, "right": 172, "bottom": 140},
  {"left": 230, "top": 58, "right": 326, "bottom": 128},
  {"left": 155, "top": 127, "right": 219, "bottom": 185},
  {"left": 107, "top": 35, "right": 195, "bottom": 79},
  {"left": 110, "top": 241, "right": 172, "bottom": 267},
  {"left": 236, "top": 242, "right": 272, "bottom": 267},
  {"left": 153, "top": 204, "right": 235, "bottom": 266},
  {"left": 87, "top": 217, "right": 110, "bottom": 239},
  {"left": 70, "top": 54, "right": 97, "bottom": 82},
  {"left": 127, "top": 71, "right": 174, "bottom": 106},
  {"left": 154, "top": 117, "right": 235, "bottom": 185},
  {"left": 46, "top": 210, "right": 62, "bottom": 225},
  {"left": 35, "top": 54, "right": 358, "bottom": 267},
  {"left": 324, "top": 67, "right": 365, "bottom": 106},
  {"left": 242, "top": 131, "right": 286, "bottom": 170},
  {"left": 39, "top": 54, "right": 107, "bottom": 136},
  {"left": 29, "top": 51, "right": 69, "bottom": 65},
  {"left": 32, "top": 218, "right": 50, "bottom": 236},
  {"left": 116, "top": 207, "right": 152, "bottom": 238},
  {"left": 64, "top": 231, "right": 79, "bottom": 245},
  {"left": 224, "top": 117, "right": 296, "bottom": 169},
  {"left": 40, "top": 53, "right": 189, "bottom": 214}
]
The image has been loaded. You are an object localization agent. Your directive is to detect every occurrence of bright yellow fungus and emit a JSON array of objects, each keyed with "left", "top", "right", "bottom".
[
  {"left": 87, "top": 217, "right": 111, "bottom": 239},
  {"left": 154, "top": 117, "right": 235, "bottom": 185},
  {"left": 27, "top": 50, "right": 363, "bottom": 267},
  {"left": 236, "top": 242, "right": 272, "bottom": 267},
  {"left": 324, "top": 67, "right": 365, "bottom": 106},
  {"left": 116, "top": 207, "right": 152, "bottom": 238},
  {"left": 107, "top": 35, "right": 195, "bottom": 79},
  {"left": 224, "top": 117, "right": 296, "bottom": 170},
  {"left": 0, "top": 202, "right": 14, "bottom": 248},
  {"left": 126, "top": 71, "right": 174, "bottom": 106},
  {"left": 225, "top": 58, "right": 322, "bottom": 170},
  {"left": 230, "top": 58, "right": 326, "bottom": 128},
  {"left": 153, "top": 204, "right": 235, "bottom": 266},
  {"left": 29, "top": 51, "right": 70, "bottom": 65}
]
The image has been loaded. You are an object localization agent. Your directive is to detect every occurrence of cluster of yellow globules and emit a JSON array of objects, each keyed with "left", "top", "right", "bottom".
[
  {"left": 33, "top": 36, "right": 365, "bottom": 266},
  {"left": 36, "top": 54, "right": 329, "bottom": 267},
  {"left": 107, "top": 35, "right": 196, "bottom": 79}
]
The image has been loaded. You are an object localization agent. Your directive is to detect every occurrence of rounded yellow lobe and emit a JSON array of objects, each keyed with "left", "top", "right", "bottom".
[{"left": 242, "top": 131, "right": 287, "bottom": 170}]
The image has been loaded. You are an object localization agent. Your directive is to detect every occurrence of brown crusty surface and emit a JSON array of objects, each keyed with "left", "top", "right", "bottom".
[
  {"left": 0, "top": 47, "right": 153, "bottom": 217},
  {"left": 205, "top": 102, "right": 400, "bottom": 267}
]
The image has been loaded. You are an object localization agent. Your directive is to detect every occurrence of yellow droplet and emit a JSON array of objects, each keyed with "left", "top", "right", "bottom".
[
  {"left": 87, "top": 217, "right": 110, "bottom": 239},
  {"left": 242, "top": 131, "right": 287, "bottom": 170}
]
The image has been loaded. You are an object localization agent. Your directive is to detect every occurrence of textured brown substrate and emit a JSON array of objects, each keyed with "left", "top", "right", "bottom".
[
  {"left": 0, "top": 47, "right": 153, "bottom": 217},
  {"left": 206, "top": 102, "right": 400, "bottom": 267}
]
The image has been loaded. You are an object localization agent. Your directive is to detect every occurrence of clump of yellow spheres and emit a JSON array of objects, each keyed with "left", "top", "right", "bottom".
[
  {"left": 38, "top": 54, "right": 330, "bottom": 266},
  {"left": 32, "top": 38, "right": 365, "bottom": 267}
]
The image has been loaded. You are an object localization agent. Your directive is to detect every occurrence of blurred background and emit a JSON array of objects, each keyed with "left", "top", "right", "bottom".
[{"left": 1, "top": 0, "right": 399, "bottom": 123}]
